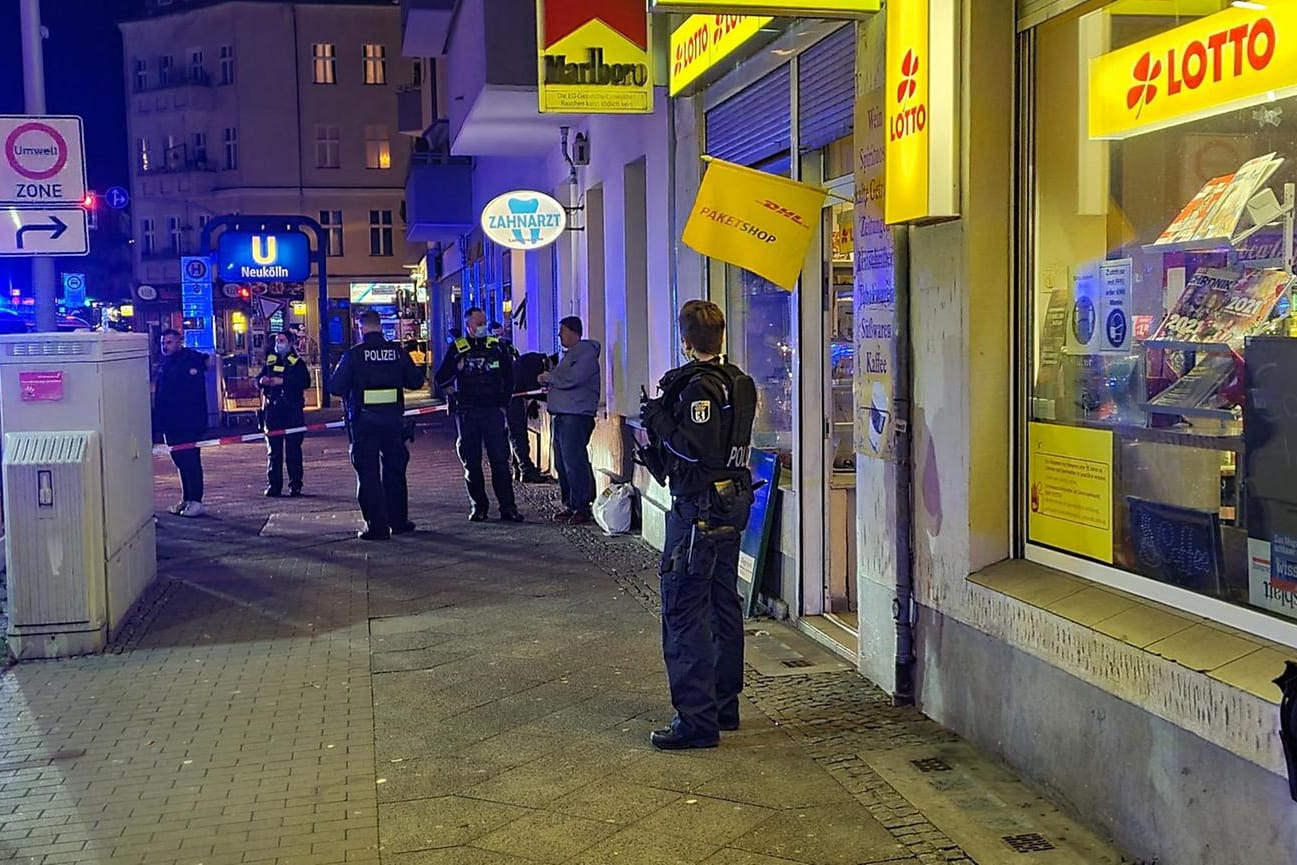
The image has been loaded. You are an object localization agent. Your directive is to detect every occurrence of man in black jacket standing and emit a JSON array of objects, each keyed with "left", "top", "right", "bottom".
[
  {"left": 328, "top": 311, "right": 426, "bottom": 540},
  {"left": 257, "top": 331, "right": 311, "bottom": 497},
  {"left": 154, "top": 329, "right": 210, "bottom": 518}
]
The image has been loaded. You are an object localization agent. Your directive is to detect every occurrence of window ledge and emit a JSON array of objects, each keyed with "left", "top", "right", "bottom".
[{"left": 970, "top": 560, "right": 1296, "bottom": 704}]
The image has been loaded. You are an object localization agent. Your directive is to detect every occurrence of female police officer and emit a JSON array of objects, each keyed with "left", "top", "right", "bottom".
[{"left": 640, "top": 300, "right": 756, "bottom": 750}]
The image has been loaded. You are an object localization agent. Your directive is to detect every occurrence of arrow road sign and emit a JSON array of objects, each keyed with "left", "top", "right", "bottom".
[
  {"left": 0, "top": 115, "right": 87, "bottom": 207},
  {"left": 0, "top": 207, "right": 88, "bottom": 257},
  {"left": 105, "top": 185, "right": 129, "bottom": 210}
]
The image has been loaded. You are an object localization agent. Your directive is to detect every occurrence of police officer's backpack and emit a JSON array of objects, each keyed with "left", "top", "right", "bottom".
[{"left": 664, "top": 360, "right": 757, "bottom": 472}]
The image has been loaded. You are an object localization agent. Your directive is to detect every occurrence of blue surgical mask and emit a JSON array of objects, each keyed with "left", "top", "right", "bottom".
[
  {"left": 274, "top": 342, "right": 290, "bottom": 354},
  {"left": 473, "top": 325, "right": 489, "bottom": 339}
]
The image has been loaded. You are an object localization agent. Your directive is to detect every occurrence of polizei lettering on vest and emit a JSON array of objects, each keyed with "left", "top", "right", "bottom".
[
  {"left": 544, "top": 49, "right": 649, "bottom": 87},
  {"left": 486, "top": 212, "right": 563, "bottom": 230},
  {"left": 238, "top": 265, "right": 291, "bottom": 279},
  {"left": 363, "top": 349, "right": 399, "bottom": 362}
]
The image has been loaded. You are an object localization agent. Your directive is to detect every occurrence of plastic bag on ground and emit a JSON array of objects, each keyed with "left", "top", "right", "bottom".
[{"left": 593, "top": 482, "right": 634, "bottom": 536}]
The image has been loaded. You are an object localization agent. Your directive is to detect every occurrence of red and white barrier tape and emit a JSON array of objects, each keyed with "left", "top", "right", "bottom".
[{"left": 153, "top": 390, "right": 546, "bottom": 456}]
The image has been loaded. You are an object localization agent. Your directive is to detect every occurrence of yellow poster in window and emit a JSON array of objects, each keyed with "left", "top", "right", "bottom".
[{"left": 1028, "top": 422, "right": 1114, "bottom": 563}]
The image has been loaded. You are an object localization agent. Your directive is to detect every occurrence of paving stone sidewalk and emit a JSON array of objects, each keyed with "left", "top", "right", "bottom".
[{"left": 0, "top": 420, "right": 1127, "bottom": 865}]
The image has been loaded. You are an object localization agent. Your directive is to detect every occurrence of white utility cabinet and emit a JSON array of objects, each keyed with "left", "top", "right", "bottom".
[{"left": 0, "top": 333, "right": 156, "bottom": 658}]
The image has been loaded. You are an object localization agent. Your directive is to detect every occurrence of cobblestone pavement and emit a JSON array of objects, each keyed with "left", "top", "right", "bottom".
[{"left": 0, "top": 419, "right": 1125, "bottom": 865}]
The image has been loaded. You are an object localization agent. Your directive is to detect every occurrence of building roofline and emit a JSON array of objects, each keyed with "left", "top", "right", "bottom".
[{"left": 119, "top": 0, "right": 397, "bottom": 27}]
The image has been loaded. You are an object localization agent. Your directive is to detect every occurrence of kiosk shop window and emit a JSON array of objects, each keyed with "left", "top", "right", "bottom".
[{"left": 1026, "top": 2, "right": 1297, "bottom": 633}]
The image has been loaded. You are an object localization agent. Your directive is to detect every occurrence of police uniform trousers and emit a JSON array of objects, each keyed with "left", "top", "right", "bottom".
[
  {"left": 455, "top": 406, "right": 517, "bottom": 514},
  {"left": 265, "top": 410, "right": 304, "bottom": 493},
  {"left": 505, "top": 397, "right": 537, "bottom": 474},
  {"left": 659, "top": 493, "right": 751, "bottom": 740},
  {"left": 349, "top": 413, "right": 410, "bottom": 533}
]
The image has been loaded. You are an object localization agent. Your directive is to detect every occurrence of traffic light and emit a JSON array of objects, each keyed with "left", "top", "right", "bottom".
[
  {"left": 237, "top": 285, "right": 251, "bottom": 302},
  {"left": 82, "top": 190, "right": 98, "bottom": 230}
]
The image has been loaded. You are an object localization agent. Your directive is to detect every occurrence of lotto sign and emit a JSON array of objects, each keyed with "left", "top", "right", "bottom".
[
  {"left": 1090, "top": 3, "right": 1297, "bottom": 139},
  {"left": 0, "top": 115, "right": 87, "bottom": 206},
  {"left": 884, "top": 0, "right": 958, "bottom": 224},
  {"left": 670, "top": 14, "right": 772, "bottom": 95}
]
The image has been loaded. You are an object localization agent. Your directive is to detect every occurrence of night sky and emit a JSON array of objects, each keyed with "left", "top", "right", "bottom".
[{"left": 0, "top": 0, "right": 141, "bottom": 293}]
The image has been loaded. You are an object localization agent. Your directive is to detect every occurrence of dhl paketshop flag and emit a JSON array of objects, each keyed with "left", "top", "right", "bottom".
[{"left": 682, "top": 157, "right": 828, "bottom": 291}]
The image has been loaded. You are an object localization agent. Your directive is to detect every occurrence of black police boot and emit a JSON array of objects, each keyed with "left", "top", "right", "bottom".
[
  {"left": 357, "top": 528, "right": 390, "bottom": 541},
  {"left": 264, "top": 487, "right": 282, "bottom": 498},
  {"left": 500, "top": 509, "right": 525, "bottom": 523},
  {"left": 649, "top": 725, "right": 718, "bottom": 751},
  {"left": 469, "top": 509, "right": 489, "bottom": 522},
  {"left": 288, "top": 486, "right": 302, "bottom": 498},
  {"left": 520, "top": 469, "right": 548, "bottom": 484},
  {"left": 392, "top": 521, "right": 416, "bottom": 535}
]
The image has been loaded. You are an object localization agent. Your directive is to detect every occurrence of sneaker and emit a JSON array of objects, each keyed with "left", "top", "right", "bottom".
[
  {"left": 392, "top": 521, "right": 417, "bottom": 535},
  {"left": 180, "top": 501, "right": 205, "bottom": 518},
  {"left": 566, "top": 512, "right": 592, "bottom": 526},
  {"left": 168, "top": 500, "right": 188, "bottom": 515},
  {"left": 500, "top": 510, "right": 525, "bottom": 523},
  {"left": 552, "top": 509, "right": 576, "bottom": 524},
  {"left": 520, "top": 470, "right": 548, "bottom": 484}
]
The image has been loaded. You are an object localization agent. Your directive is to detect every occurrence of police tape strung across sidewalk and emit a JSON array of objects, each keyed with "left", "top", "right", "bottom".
[{"left": 152, "top": 390, "right": 547, "bottom": 456}]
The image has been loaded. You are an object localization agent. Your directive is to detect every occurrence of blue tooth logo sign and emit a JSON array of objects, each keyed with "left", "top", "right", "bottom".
[
  {"left": 217, "top": 231, "right": 311, "bottom": 281},
  {"left": 480, "top": 191, "right": 568, "bottom": 251}
]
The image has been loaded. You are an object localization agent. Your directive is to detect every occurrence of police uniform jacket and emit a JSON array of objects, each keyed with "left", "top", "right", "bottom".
[
  {"left": 434, "top": 335, "right": 514, "bottom": 410},
  {"left": 642, "top": 359, "right": 754, "bottom": 500},
  {"left": 328, "top": 332, "right": 425, "bottom": 427},
  {"left": 256, "top": 348, "right": 310, "bottom": 428}
]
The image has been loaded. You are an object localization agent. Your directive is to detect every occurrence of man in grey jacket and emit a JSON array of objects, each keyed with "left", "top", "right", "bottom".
[{"left": 538, "top": 316, "right": 601, "bottom": 524}]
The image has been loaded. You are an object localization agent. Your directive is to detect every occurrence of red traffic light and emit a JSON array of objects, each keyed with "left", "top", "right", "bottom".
[
  {"left": 237, "top": 286, "right": 251, "bottom": 301},
  {"left": 81, "top": 192, "right": 97, "bottom": 209}
]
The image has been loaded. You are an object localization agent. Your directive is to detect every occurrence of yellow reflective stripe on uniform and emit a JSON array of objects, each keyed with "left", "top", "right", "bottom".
[
  {"left": 287, "top": 355, "right": 299, "bottom": 365},
  {"left": 267, "top": 354, "right": 278, "bottom": 363},
  {"left": 273, "top": 366, "right": 285, "bottom": 372},
  {"left": 454, "top": 337, "right": 470, "bottom": 354},
  {"left": 362, "top": 388, "right": 399, "bottom": 405},
  {"left": 486, "top": 337, "right": 499, "bottom": 347}
]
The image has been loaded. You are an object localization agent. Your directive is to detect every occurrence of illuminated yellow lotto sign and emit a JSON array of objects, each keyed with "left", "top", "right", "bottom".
[
  {"left": 884, "top": 0, "right": 958, "bottom": 224},
  {"left": 651, "top": 0, "right": 878, "bottom": 15},
  {"left": 671, "top": 15, "right": 772, "bottom": 95},
  {"left": 1090, "top": 3, "right": 1297, "bottom": 139}
]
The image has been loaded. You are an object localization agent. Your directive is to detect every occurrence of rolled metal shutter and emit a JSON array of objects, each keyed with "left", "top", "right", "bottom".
[
  {"left": 705, "top": 65, "right": 791, "bottom": 167},
  {"left": 797, "top": 25, "right": 855, "bottom": 152}
]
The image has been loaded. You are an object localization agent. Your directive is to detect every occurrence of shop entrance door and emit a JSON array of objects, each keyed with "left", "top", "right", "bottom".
[{"left": 797, "top": 166, "right": 859, "bottom": 655}]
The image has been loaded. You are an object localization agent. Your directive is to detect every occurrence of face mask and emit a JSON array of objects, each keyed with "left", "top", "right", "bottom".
[
  {"left": 473, "top": 325, "right": 490, "bottom": 338},
  {"left": 274, "top": 342, "right": 289, "bottom": 354}
]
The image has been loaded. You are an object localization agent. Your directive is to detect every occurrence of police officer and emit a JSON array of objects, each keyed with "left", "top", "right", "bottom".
[
  {"left": 257, "top": 330, "right": 310, "bottom": 497},
  {"left": 328, "top": 310, "right": 426, "bottom": 540},
  {"left": 640, "top": 300, "right": 756, "bottom": 750},
  {"left": 435, "top": 307, "right": 524, "bottom": 522},
  {"left": 491, "top": 320, "right": 548, "bottom": 484}
]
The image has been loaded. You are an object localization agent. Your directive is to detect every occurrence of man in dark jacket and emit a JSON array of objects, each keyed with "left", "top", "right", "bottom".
[
  {"left": 154, "top": 328, "right": 209, "bottom": 518},
  {"left": 538, "top": 316, "right": 601, "bottom": 524},
  {"left": 257, "top": 331, "right": 311, "bottom": 497},
  {"left": 329, "top": 310, "right": 426, "bottom": 540}
]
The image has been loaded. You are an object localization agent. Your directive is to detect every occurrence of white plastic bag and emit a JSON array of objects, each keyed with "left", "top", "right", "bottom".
[{"left": 593, "top": 483, "right": 634, "bottom": 536}]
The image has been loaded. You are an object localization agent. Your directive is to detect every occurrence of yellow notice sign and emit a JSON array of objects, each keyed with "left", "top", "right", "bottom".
[
  {"left": 683, "top": 157, "right": 828, "bottom": 291},
  {"left": 670, "top": 14, "right": 772, "bottom": 96},
  {"left": 1090, "top": 4, "right": 1297, "bottom": 139},
  {"left": 1028, "top": 422, "right": 1114, "bottom": 563},
  {"left": 652, "top": 0, "right": 878, "bottom": 14}
]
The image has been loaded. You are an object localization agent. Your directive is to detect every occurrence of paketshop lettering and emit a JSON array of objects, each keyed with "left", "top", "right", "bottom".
[
  {"left": 1136, "top": 16, "right": 1275, "bottom": 105},
  {"left": 544, "top": 48, "right": 649, "bottom": 87},
  {"left": 699, "top": 207, "right": 777, "bottom": 243}
]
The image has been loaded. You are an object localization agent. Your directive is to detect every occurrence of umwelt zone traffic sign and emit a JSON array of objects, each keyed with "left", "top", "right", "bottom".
[{"left": 0, "top": 115, "right": 87, "bottom": 207}]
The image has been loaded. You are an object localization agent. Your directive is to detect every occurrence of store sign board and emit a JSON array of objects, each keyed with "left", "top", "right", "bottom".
[
  {"left": 1090, "top": 4, "right": 1297, "bottom": 140},
  {"left": 538, "top": 0, "right": 652, "bottom": 114},
  {"left": 670, "top": 14, "right": 773, "bottom": 96},
  {"left": 651, "top": 0, "right": 879, "bottom": 15},
  {"left": 854, "top": 14, "right": 896, "bottom": 461},
  {"left": 481, "top": 191, "right": 568, "bottom": 251},
  {"left": 1028, "top": 422, "right": 1115, "bottom": 564},
  {"left": 884, "top": 0, "right": 958, "bottom": 224}
]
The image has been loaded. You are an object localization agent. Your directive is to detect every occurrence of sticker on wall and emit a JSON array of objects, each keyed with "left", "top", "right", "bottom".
[
  {"left": 1028, "top": 422, "right": 1114, "bottom": 564},
  {"left": 480, "top": 191, "right": 567, "bottom": 251},
  {"left": 1065, "top": 265, "right": 1102, "bottom": 355},
  {"left": 1099, "top": 258, "right": 1133, "bottom": 354}
]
